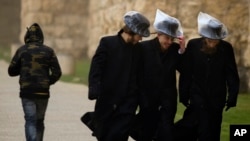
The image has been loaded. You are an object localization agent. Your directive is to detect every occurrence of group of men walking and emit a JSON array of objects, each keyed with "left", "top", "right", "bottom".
[
  {"left": 85, "top": 9, "right": 240, "bottom": 141},
  {"left": 8, "top": 8, "right": 239, "bottom": 141}
]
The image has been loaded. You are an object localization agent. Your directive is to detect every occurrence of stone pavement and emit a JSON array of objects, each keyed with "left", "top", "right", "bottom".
[{"left": 0, "top": 60, "right": 134, "bottom": 141}]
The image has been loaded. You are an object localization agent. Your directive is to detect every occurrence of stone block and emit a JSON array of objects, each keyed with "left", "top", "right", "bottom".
[
  {"left": 10, "top": 43, "right": 21, "bottom": 57},
  {"left": 57, "top": 53, "right": 75, "bottom": 75}
]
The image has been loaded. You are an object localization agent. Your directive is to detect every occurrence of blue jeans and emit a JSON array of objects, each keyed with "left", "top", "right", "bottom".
[{"left": 21, "top": 98, "right": 48, "bottom": 141}]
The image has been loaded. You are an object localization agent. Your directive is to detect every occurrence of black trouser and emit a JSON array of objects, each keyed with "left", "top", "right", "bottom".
[
  {"left": 156, "top": 96, "right": 177, "bottom": 141},
  {"left": 196, "top": 107, "right": 223, "bottom": 141},
  {"left": 134, "top": 106, "right": 159, "bottom": 141}
]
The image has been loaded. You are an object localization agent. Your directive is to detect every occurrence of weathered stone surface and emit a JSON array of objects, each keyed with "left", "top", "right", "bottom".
[
  {"left": 85, "top": 0, "right": 250, "bottom": 92},
  {"left": 0, "top": 0, "right": 20, "bottom": 47},
  {"left": 2, "top": 0, "right": 250, "bottom": 92},
  {"left": 20, "top": 0, "right": 89, "bottom": 58},
  {"left": 57, "top": 53, "right": 75, "bottom": 75}
]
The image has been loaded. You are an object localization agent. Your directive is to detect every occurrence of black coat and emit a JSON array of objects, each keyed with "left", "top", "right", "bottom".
[
  {"left": 88, "top": 33, "right": 142, "bottom": 140},
  {"left": 140, "top": 38, "right": 183, "bottom": 107},
  {"left": 179, "top": 38, "right": 240, "bottom": 110},
  {"left": 129, "top": 38, "right": 184, "bottom": 141},
  {"left": 89, "top": 35, "right": 141, "bottom": 109},
  {"left": 89, "top": 34, "right": 141, "bottom": 106}
]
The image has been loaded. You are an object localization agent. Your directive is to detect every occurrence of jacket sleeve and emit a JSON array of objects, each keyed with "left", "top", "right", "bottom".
[
  {"left": 225, "top": 43, "right": 240, "bottom": 107},
  {"left": 88, "top": 38, "right": 107, "bottom": 100},
  {"left": 8, "top": 49, "right": 21, "bottom": 76},
  {"left": 49, "top": 50, "right": 62, "bottom": 85}
]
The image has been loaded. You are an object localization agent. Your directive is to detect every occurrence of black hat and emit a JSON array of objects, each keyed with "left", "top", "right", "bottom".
[{"left": 124, "top": 11, "right": 150, "bottom": 37}]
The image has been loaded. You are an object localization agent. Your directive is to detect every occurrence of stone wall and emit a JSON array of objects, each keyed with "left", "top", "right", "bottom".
[
  {"left": 86, "top": 0, "right": 250, "bottom": 92},
  {"left": 20, "top": 0, "right": 89, "bottom": 74},
  {"left": 20, "top": 0, "right": 89, "bottom": 58},
  {"left": 87, "top": 0, "right": 249, "bottom": 59},
  {"left": 17, "top": 0, "right": 250, "bottom": 92},
  {"left": 0, "top": 0, "right": 20, "bottom": 47}
]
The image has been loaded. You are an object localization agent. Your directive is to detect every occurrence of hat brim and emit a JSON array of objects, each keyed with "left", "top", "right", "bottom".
[{"left": 140, "top": 29, "right": 150, "bottom": 37}]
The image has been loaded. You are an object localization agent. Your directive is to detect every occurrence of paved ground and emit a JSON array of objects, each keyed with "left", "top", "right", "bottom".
[{"left": 0, "top": 60, "right": 135, "bottom": 141}]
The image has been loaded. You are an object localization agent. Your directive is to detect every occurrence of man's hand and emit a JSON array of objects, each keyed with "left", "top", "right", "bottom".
[{"left": 177, "top": 36, "right": 186, "bottom": 54}]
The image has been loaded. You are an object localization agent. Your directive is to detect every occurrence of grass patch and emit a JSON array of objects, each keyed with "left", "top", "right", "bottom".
[
  {"left": 220, "top": 94, "right": 250, "bottom": 141},
  {"left": 0, "top": 46, "right": 11, "bottom": 62},
  {"left": 60, "top": 57, "right": 90, "bottom": 85}
]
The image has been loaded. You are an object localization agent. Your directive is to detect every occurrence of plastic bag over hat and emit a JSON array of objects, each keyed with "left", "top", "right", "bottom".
[
  {"left": 198, "top": 12, "right": 228, "bottom": 39},
  {"left": 153, "top": 9, "right": 183, "bottom": 38},
  {"left": 124, "top": 11, "right": 150, "bottom": 37}
]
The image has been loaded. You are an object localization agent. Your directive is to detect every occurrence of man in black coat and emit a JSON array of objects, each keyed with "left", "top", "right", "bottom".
[
  {"left": 87, "top": 11, "right": 150, "bottom": 141},
  {"left": 178, "top": 12, "right": 240, "bottom": 141},
  {"left": 133, "top": 9, "right": 185, "bottom": 141}
]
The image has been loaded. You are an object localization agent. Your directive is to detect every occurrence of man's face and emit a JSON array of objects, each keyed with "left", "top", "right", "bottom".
[
  {"left": 157, "top": 33, "right": 174, "bottom": 51},
  {"left": 204, "top": 38, "right": 220, "bottom": 48}
]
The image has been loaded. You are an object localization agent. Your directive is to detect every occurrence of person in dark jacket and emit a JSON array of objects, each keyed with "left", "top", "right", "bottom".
[
  {"left": 133, "top": 9, "right": 185, "bottom": 141},
  {"left": 8, "top": 23, "right": 62, "bottom": 141},
  {"left": 178, "top": 12, "right": 240, "bottom": 141},
  {"left": 87, "top": 11, "right": 150, "bottom": 141}
]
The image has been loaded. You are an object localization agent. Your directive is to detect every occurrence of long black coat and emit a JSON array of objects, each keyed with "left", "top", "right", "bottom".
[
  {"left": 177, "top": 38, "right": 240, "bottom": 141},
  {"left": 88, "top": 33, "right": 142, "bottom": 140},
  {"left": 130, "top": 38, "right": 183, "bottom": 141},
  {"left": 179, "top": 37, "right": 240, "bottom": 110},
  {"left": 140, "top": 38, "right": 183, "bottom": 108}
]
